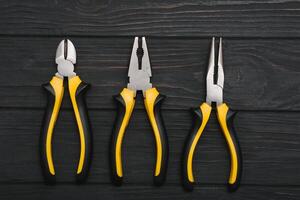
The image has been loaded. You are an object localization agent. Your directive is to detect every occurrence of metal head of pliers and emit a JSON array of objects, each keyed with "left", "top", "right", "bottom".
[
  {"left": 41, "top": 39, "right": 92, "bottom": 184},
  {"left": 206, "top": 37, "right": 224, "bottom": 106},
  {"left": 182, "top": 38, "right": 242, "bottom": 192},
  {"left": 127, "top": 37, "right": 152, "bottom": 97},
  {"left": 111, "top": 37, "right": 168, "bottom": 186},
  {"left": 55, "top": 39, "right": 77, "bottom": 79}
]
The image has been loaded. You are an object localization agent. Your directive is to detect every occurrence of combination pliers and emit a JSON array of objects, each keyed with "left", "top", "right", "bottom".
[
  {"left": 110, "top": 37, "right": 168, "bottom": 186},
  {"left": 182, "top": 38, "right": 242, "bottom": 191},
  {"left": 40, "top": 39, "right": 92, "bottom": 183}
]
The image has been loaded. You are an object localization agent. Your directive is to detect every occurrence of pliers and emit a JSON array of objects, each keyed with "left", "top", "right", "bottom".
[
  {"left": 182, "top": 38, "right": 242, "bottom": 192},
  {"left": 40, "top": 39, "right": 93, "bottom": 183},
  {"left": 110, "top": 37, "right": 168, "bottom": 186}
]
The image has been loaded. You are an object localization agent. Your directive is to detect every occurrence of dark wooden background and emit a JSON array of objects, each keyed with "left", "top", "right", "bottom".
[{"left": 1, "top": 0, "right": 300, "bottom": 199}]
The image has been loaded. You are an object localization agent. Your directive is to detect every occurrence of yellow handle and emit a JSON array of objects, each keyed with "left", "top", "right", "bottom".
[
  {"left": 217, "top": 103, "right": 239, "bottom": 185},
  {"left": 144, "top": 87, "right": 168, "bottom": 180},
  {"left": 45, "top": 76, "right": 64, "bottom": 175},
  {"left": 144, "top": 88, "right": 162, "bottom": 176},
  {"left": 68, "top": 76, "right": 93, "bottom": 182},
  {"left": 68, "top": 76, "right": 87, "bottom": 174},
  {"left": 186, "top": 103, "right": 212, "bottom": 183},
  {"left": 115, "top": 88, "right": 135, "bottom": 177}
]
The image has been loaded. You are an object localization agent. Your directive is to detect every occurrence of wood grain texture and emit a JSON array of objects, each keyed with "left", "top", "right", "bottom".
[
  {"left": 1, "top": 0, "right": 300, "bottom": 199},
  {"left": 0, "top": 185, "right": 299, "bottom": 200},
  {"left": 0, "top": 109, "right": 299, "bottom": 186},
  {"left": 1, "top": 36, "right": 300, "bottom": 110},
  {"left": 1, "top": 0, "right": 300, "bottom": 37}
]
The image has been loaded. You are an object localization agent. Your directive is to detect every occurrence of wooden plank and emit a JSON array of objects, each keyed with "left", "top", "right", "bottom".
[
  {"left": 0, "top": 184, "right": 299, "bottom": 200},
  {"left": 0, "top": 109, "right": 299, "bottom": 185},
  {"left": 1, "top": 37, "right": 300, "bottom": 110},
  {"left": 1, "top": 0, "right": 300, "bottom": 37},
  {"left": 1, "top": 1, "right": 299, "bottom": 199}
]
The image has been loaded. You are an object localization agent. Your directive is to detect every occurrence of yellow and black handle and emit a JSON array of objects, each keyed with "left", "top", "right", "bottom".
[
  {"left": 216, "top": 103, "right": 242, "bottom": 192},
  {"left": 182, "top": 103, "right": 211, "bottom": 190},
  {"left": 110, "top": 87, "right": 168, "bottom": 186},
  {"left": 144, "top": 88, "right": 168, "bottom": 186},
  {"left": 110, "top": 88, "right": 135, "bottom": 185},
  {"left": 40, "top": 76, "right": 64, "bottom": 183},
  {"left": 68, "top": 76, "right": 93, "bottom": 183},
  {"left": 182, "top": 103, "right": 242, "bottom": 191},
  {"left": 40, "top": 76, "right": 92, "bottom": 184}
]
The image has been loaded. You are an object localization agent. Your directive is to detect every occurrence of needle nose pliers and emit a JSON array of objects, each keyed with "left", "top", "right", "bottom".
[
  {"left": 182, "top": 37, "right": 242, "bottom": 192},
  {"left": 110, "top": 37, "right": 168, "bottom": 186},
  {"left": 40, "top": 39, "right": 92, "bottom": 183}
]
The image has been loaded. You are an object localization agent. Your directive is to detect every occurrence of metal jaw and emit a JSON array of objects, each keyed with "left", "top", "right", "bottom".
[
  {"left": 55, "top": 39, "right": 77, "bottom": 79},
  {"left": 127, "top": 37, "right": 152, "bottom": 97},
  {"left": 206, "top": 37, "right": 224, "bottom": 106}
]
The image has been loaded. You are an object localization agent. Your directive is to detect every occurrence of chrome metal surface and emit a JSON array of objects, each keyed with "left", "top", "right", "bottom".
[
  {"left": 55, "top": 39, "right": 77, "bottom": 78},
  {"left": 127, "top": 37, "right": 152, "bottom": 96},
  {"left": 206, "top": 37, "right": 224, "bottom": 105}
]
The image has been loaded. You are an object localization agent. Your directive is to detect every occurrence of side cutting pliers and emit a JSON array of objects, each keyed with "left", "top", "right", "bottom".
[
  {"left": 40, "top": 39, "right": 93, "bottom": 183},
  {"left": 110, "top": 37, "right": 168, "bottom": 186},
  {"left": 182, "top": 38, "right": 242, "bottom": 191}
]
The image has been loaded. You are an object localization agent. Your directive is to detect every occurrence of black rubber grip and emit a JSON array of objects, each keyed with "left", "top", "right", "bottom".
[
  {"left": 181, "top": 107, "right": 204, "bottom": 191},
  {"left": 110, "top": 94, "right": 127, "bottom": 186},
  {"left": 73, "top": 82, "right": 93, "bottom": 184},
  {"left": 225, "top": 109, "right": 242, "bottom": 192},
  {"left": 152, "top": 94, "right": 169, "bottom": 186},
  {"left": 40, "top": 82, "right": 57, "bottom": 184}
]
